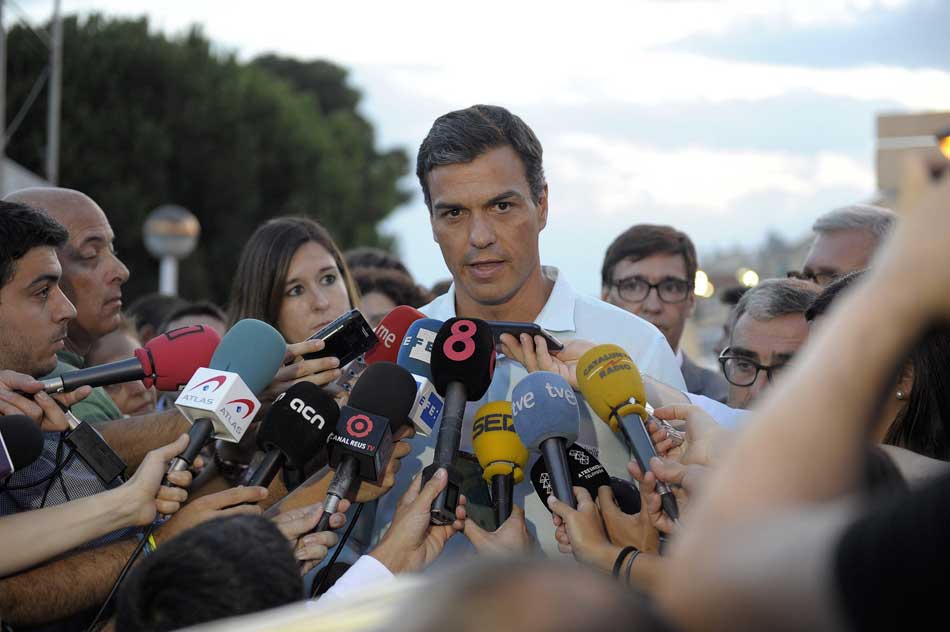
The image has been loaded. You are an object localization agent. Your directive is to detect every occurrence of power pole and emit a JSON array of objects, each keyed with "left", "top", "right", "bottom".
[{"left": 46, "top": 0, "right": 62, "bottom": 185}]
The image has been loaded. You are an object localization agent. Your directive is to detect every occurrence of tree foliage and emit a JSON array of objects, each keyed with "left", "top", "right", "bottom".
[{"left": 4, "top": 15, "right": 409, "bottom": 303}]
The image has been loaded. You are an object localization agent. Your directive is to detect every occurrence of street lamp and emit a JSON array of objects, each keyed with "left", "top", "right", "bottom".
[{"left": 143, "top": 204, "right": 200, "bottom": 296}]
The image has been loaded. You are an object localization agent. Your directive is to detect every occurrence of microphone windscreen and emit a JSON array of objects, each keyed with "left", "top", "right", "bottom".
[
  {"left": 256, "top": 382, "right": 339, "bottom": 469},
  {"left": 210, "top": 319, "right": 286, "bottom": 395},
  {"left": 348, "top": 362, "right": 418, "bottom": 432},
  {"left": 430, "top": 317, "right": 495, "bottom": 400},
  {"left": 511, "top": 371, "right": 579, "bottom": 451},
  {"left": 530, "top": 443, "right": 611, "bottom": 513},
  {"left": 0, "top": 415, "right": 44, "bottom": 470},
  {"left": 471, "top": 401, "right": 529, "bottom": 484},
  {"left": 575, "top": 344, "right": 648, "bottom": 430},
  {"left": 609, "top": 476, "right": 642, "bottom": 515},
  {"left": 364, "top": 306, "right": 424, "bottom": 365},
  {"left": 142, "top": 325, "right": 221, "bottom": 391},
  {"left": 396, "top": 318, "right": 443, "bottom": 380}
]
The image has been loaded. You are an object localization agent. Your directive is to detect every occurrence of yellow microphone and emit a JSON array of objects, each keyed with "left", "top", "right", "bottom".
[
  {"left": 576, "top": 344, "right": 680, "bottom": 523},
  {"left": 472, "top": 401, "right": 529, "bottom": 524}
]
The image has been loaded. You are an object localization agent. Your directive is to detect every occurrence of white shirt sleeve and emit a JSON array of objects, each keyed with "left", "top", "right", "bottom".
[
  {"left": 312, "top": 555, "right": 395, "bottom": 607},
  {"left": 686, "top": 393, "right": 748, "bottom": 429}
]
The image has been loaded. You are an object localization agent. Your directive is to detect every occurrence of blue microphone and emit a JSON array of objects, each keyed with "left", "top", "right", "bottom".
[
  {"left": 512, "top": 371, "right": 580, "bottom": 509},
  {"left": 396, "top": 318, "right": 444, "bottom": 436}
]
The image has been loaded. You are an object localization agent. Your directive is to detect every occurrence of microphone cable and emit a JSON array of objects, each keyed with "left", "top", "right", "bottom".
[{"left": 310, "top": 501, "right": 364, "bottom": 598}]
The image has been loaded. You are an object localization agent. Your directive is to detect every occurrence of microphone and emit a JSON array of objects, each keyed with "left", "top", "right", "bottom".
[
  {"left": 364, "top": 306, "right": 425, "bottom": 366},
  {"left": 511, "top": 371, "right": 580, "bottom": 509},
  {"left": 0, "top": 415, "right": 44, "bottom": 479},
  {"left": 471, "top": 401, "right": 528, "bottom": 525},
  {"left": 317, "top": 361, "right": 417, "bottom": 530},
  {"left": 609, "top": 477, "right": 642, "bottom": 515},
  {"left": 40, "top": 325, "right": 220, "bottom": 393},
  {"left": 530, "top": 443, "right": 610, "bottom": 513},
  {"left": 396, "top": 318, "right": 445, "bottom": 436},
  {"left": 425, "top": 317, "right": 495, "bottom": 524},
  {"left": 245, "top": 382, "right": 339, "bottom": 488},
  {"left": 576, "top": 344, "right": 680, "bottom": 523},
  {"left": 171, "top": 319, "right": 286, "bottom": 473}
]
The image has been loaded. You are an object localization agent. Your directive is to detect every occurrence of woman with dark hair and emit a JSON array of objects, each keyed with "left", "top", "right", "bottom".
[
  {"left": 807, "top": 270, "right": 950, "bottom": 460},
  {"left": 227, "top": 217, "right": 360, "bottom": 399}
]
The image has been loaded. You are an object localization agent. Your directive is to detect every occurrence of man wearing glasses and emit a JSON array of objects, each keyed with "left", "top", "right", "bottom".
[
  {"left": 602, "top": 224, "right": 728, "bottom": 402},
  {"left": 788, "top": 205, "right": 896, "bottom": 287},
  {"left": 718, "top": 278, "right": 819, "bottom": 409}
]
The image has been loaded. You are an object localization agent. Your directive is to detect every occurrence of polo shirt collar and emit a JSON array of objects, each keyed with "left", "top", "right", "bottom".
[{"left": 429, "top": 266, "right": 576, "bottom": 332}]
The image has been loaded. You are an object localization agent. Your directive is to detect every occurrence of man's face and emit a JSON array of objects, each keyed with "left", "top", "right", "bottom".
[
  {"left": 56, "top": 201, "right": 130, "bottom": 344},
  {"left": 0, "top": 247, "right": 77, "bottom": 376},
  {"left": 603, "top": 254, "right": 694, "bottom": 351},
  {"left": 802, "top": 229, "right": 876, "bottom": 286},
  {"left": 427, "top": 145, "right": 547, "bottom": 308},
  {"left": 725, "top": 312, "right": 809, "bottom": 409}
]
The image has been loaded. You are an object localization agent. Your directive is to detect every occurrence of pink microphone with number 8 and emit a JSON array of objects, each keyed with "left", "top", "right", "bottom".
[{"left": 423, "top": 317, "right": 496, "bottom": 524}]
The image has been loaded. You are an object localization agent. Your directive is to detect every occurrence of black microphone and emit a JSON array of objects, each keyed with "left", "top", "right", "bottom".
[
  {"left": 316, "top": 362, "right": 417, "bottom": 530},
  {"left": 609, "top": 477, "right": 642, "bottom": 515},
  {"left": 530, "top": 444, "right": 611, "bottom": 512},
  {"left": 0, "top": 415, "right": 44, "bottom": 479},
  {"left": 246, "top": 382, "right": 339, "bottom": 488},
  {"left": 425, "top": 317, "right": 495, "bottom": 525}
]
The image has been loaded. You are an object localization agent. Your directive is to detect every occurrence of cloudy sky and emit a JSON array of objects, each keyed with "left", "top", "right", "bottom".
[{"left": 20, "top": 0, "right": 950, "bottom": 294}]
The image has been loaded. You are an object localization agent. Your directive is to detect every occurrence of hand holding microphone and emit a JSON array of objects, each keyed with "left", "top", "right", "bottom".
[{"left": 575, "top": 345, "right": 681, "bottom": 525}]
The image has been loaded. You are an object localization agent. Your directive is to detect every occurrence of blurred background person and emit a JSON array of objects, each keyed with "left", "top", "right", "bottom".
[
  {"left": 86, "top": 315, "right": 157, "bottom": 416},
  {"left": 602, "top": 224, "right": 728, "bottom": 402},
  {"left": 159, "top": 299, "right": 228, "bottom": 336},
  {"left": 126, "top": 292, "right": 188, "bottom": 342},
  {"left": 351, "top": 266, "right": 432, "bottom": 327},
  {"left": 343, "top": 246, "right": 412, "bottom": 277}
]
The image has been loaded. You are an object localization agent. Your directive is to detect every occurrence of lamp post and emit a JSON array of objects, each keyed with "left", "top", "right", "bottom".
[{"left": 143, "top": 205, "right": 200, "bottom": 296}]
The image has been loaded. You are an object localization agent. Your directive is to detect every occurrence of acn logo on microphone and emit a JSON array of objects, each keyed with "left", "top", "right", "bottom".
[
  {"left": 344, "top": 414, "right": 373, "bottom": 439},
  {"left": 189, "top": 375, "right": 227, "bottom": 392},
  {"left": 290, "top": 398, "right": 325, "bottom": 429}
]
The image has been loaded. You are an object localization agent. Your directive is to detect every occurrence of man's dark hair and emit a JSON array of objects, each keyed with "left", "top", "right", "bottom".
[
  {"left": 0, "top": 200, "right": 69, "bottom": 291},
  {"left": 807, "top": 270, "right": 950, "bottom": 460},
  {"left": 344, "top": 247, "right": 411, "bottom": 277},
  {"left": 416, "top": 104, "right": 545, "bottom": 210},
  {"left": 352, "top": 266, "right": 432, "bottom": 309},
  {"left": 159, "top": 300, "right": 227, "bottom": 332},
  {"left": 115, "top": 515, "right": 302, "bottom": 631},
  {"left": 127, "top": 293, "right": 189, "bottom": 336},
  {"left": 601, "top": 224, "right": 698, "bottom": 289}
]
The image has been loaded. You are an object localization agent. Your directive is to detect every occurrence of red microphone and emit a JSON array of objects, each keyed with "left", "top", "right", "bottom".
[
  {"left": 40, "top": 325, "right": 221, "bottom": 393},
  {"left": 363, "top": 306, "right": 425, "bottom": 365}
]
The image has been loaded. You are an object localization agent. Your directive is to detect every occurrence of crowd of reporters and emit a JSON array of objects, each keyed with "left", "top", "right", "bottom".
[{"left": 0, "top": 103, "right": 948, "bottom": 632}]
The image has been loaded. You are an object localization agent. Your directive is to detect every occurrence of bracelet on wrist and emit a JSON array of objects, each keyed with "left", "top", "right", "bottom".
[{"left": 612, "top": 546, "right": 637, "bottom": 578}]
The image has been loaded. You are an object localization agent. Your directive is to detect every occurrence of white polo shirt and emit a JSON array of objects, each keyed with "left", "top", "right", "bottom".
[{"left": 374, "top": 266, "right": 686, "bottom": 559}]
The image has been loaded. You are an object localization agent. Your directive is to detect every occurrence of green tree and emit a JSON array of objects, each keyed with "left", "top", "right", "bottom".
[{"left": 4, "top": 15, "right": 409, "bottom": 304}]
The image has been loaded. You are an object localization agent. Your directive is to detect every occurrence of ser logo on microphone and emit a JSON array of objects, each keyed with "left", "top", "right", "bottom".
[
  {"left": 472, "top": 412, "right": 514, "bottom": 439},
  {"left": 289, "top": 398, "right": 325, "bottom": 429}
]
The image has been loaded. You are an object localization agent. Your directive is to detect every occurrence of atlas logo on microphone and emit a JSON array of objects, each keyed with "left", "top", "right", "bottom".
[{"left": 189, "top": 375, "right": 227, "bottom": 393}]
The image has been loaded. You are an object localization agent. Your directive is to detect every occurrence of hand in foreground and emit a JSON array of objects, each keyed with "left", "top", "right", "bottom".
[
  {"left": 156, "top": 484, "right": 268, "bottom": 544},
  {"left": 628, "top": 458, "right": 701, "bottom": 535},
  {"left": 259, "top": 339, "right": 342, "bottom": 404},
  {"left": 122, "top": 434, "right": 194, "bottom": 525},
  {"left": 596, "top": 485, "right": 660, "bottom": 554},
  {"left": 271, "top": 500, "right": 351, "bottom": 574},
  {"left": 352, "top": 427, "right": 415, "bottom": 503},
  {"left": 0, "top": 370, "right": 93, "bottom": 432},
  {"left": 652, "top": 404, "right": 732, "bottom": 466},
  {"left": 500, "top": 334, "right": 595, "bottom": 390},
  {"left": 463, "top": 504, "right": 535, "bottom": 557},
  {"left": 370, "top": 468, "right": 467, "bottom": 574},
  {"left": 548, "top": 487, "right": 620, "bottom": 571}
]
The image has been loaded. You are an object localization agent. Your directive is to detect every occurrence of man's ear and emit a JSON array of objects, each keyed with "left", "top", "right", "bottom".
[{"left": 537, "top": 184, "right": 549, "bottom": 231}]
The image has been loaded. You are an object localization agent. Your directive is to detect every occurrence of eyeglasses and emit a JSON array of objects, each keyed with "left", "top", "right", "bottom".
[
  {"left": 612, "top": 277, "right": 691, "bottom": 304},
  {"left": 786, "top": 270, "right": 838, "bottom": 287},
  {"left": 718, "top": 348, "right": 789, "bottom": 387}
]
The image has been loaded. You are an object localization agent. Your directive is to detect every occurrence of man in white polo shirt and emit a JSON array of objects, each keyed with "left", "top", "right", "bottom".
[{"left": 375, "top": 104, "right": 685, "bottom": 560}]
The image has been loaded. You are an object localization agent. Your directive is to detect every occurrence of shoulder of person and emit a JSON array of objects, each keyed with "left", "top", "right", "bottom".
[{"left": 573, "top": 293, "right": 668, "bottom": 344}]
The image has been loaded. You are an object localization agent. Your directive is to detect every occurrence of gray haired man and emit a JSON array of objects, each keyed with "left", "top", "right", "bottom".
[
  {"left": 718, "top": 278, "right": 820, "bottom": 409},
  {"left": 800, "top": 204, "right": 896, "bottom": 286}
]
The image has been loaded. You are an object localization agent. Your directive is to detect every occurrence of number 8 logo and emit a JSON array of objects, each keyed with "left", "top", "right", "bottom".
[{"left": 443, "top": 319, "right": 477, "bottom": 362}]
